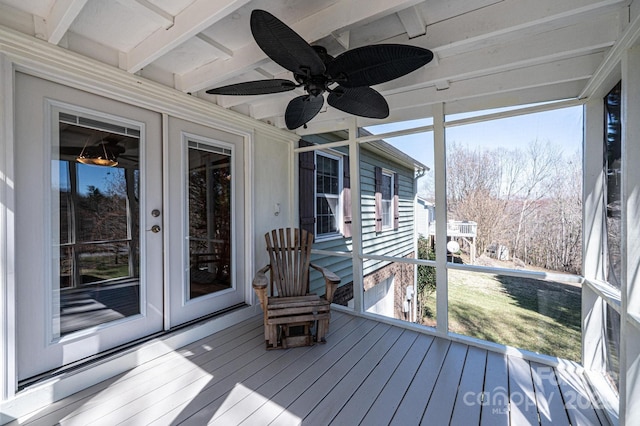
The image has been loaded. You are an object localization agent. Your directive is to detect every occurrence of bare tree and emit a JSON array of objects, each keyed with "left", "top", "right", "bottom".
[
  {"left": 510, "top": 139, "right": 560, "bottom": 262},
  {"left": 445, "top": 139, "right": 582, "bottom": 274}
]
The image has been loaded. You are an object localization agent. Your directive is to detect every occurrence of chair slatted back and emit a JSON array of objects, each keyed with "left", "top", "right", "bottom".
[{"left": 265, "top": 228, "right": 313, "bottom": 297}]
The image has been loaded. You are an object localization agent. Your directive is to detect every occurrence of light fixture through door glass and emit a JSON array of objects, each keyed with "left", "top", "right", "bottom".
[{"left": 76, "top": 139, "right": 120, "bottom": 167}]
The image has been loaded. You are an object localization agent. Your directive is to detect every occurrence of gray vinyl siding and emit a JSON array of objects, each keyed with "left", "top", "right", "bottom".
[
  {"left": 304, "top": 134, "right": 416, "bottom": 297},
  {"left": 360, "top": 150, "right": 415, "bottom": 278}
]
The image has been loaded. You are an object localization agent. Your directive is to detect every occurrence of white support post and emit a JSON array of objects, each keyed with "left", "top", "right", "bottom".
[
  {"left": 582, "top": 98, "right": 607, "bottom": 373},
  {"left": 0, "top": 53, "right": 16, "bottom": 403},
  {"left": 621, "top": 44, "right": 640, "bottom": 426},
  {"left": 433, "top": 103, "right": 448, "bottom": 335},
  {"left": 348, "top": 119, "right": 364, "bottom": 313}
]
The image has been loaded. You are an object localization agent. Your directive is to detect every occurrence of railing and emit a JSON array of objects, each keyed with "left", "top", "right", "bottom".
[{"left": 428, "top": 220, "right": 477, "bottom": 238}]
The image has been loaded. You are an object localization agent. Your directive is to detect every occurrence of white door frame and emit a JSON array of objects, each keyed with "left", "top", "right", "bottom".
[
  {"left": 164, "top": 117, "right": 249, "bottom": 328},
  {"left": 14, "top": 72, "right": 165, "bottom": 381}
]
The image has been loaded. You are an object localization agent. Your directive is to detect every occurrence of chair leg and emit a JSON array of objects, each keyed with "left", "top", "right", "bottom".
[
  {"left": 316, "top": 318, "right": 329, "bottom": 343},
  {"left": 266, "top": 324, "right": 279, "bottom": 349}
]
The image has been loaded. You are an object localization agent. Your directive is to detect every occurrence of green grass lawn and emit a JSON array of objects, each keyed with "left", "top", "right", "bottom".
[{"left": 420, "top": 269, "right": 582, "bottom": 362}]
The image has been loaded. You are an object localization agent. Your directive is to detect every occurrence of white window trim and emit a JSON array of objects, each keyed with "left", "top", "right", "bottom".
[
  {"left": 381, "top": 169, "right": 394, "bottom": 231},
  {"left": 314, "top": 151, "right": 343, "bottom": 241}
]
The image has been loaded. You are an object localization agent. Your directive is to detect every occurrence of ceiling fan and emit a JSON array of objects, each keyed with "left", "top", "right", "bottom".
[{"left": 206, "top": 9, "right": 434, "bottom": 130}]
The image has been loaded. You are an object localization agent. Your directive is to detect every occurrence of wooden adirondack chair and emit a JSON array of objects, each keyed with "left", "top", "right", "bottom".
[{"left": 252, "top": 228, "right": 340, "bottom": 349}]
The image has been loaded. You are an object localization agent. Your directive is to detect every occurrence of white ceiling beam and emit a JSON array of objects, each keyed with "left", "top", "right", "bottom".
[
  {"left": 46, "top": 0, "right": 89, "bottom": 45},
  {"left": 115, "top": 0, "right": 174, "bottom": 28},
  {"left": 122, "top": 0, "right": 253, "bottom": 73},
  {"left": 332, "top": 31, "right": 350, "bottom": 50},
  {"left": 195, "top": 33, "right": 233, "bottom": 59},
  {"left": 397, "top": 6, "right": 426, "bottom": 38},
  {"left": 178, "top": 0, "right": 425, "bottom": 92}
]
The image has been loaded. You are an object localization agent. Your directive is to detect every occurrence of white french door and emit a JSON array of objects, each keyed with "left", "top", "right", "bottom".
[
  {"left": 165, "top": 117, "right": 246, "bottom": 327},
  {"left": 14, "top": 74, "right": 247, "bottom": 382},
  {"left": 14, "top": 73, "right": 164, "bottom": 381}
]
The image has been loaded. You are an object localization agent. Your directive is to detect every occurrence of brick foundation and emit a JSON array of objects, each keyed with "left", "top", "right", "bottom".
[{"left": 331, "top": 252, "right": 415, "bottom": 320}]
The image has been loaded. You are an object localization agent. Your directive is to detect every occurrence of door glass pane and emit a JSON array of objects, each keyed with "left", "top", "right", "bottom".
[
  {"left": 188, "top": 142, "right": 233, "bottom": 299},
  {"left": 54, "top": 118, "right": 140, "bottom": 337}
]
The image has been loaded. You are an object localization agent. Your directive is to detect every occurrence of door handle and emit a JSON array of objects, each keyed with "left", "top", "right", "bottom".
[{"left": 150, "top": 225, "right": 161, "bottom": 233}]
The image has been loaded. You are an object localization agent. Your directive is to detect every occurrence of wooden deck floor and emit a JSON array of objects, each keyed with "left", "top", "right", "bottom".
[{"left": 12, "top": 311, "right": 609, "bottom": 425}]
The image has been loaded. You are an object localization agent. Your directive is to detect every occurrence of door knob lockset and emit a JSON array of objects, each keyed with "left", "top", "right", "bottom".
[{"left": 151, "top": 225, "right": 161, "bottom": 233}]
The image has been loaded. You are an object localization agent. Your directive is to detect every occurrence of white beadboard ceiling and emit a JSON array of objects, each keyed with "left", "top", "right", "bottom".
[{"left": 0, "top": 0, "right": 630, "bottom": 133}]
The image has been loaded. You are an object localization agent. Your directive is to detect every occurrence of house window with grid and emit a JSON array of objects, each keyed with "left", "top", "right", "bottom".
[
  {"left": 374, "top": 166, "right": 399, "bottom": 232},
  {"left": 315, "top": 152, "right": 342, "bottom": 237}
]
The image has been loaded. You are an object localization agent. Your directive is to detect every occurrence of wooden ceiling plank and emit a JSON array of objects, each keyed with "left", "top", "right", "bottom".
[{"left": 115, "top": 0, "right": 174, "bottom": 28}]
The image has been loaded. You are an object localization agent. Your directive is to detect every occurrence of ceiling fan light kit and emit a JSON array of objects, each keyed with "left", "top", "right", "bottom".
[{"left": 206, "top": 9, "right": 433, "bottom": 130}]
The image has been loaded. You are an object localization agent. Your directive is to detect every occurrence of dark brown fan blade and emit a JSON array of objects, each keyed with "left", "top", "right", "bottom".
[
  {"left": 327, "top": 44, "right": 433, "bottom": 88},
  {"left": 251, "top": 9, "right": 325, "bottom": 76},
  {"left": 206, "top": 79, "right": 297, "bottom": 95},
  {"left": 285, "top": 95, "right": 324, "bottom": 130},
  {"left": 327, "top": 86, "right": 389, "bottom": 119}
]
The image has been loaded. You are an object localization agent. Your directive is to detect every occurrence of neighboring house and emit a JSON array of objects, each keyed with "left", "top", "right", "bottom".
[
  {"left": 299, "top": 131, "right": 428, "bottom": 320},
  {"left": 415, "top": 196, "right": 435, "bottom": 238}
]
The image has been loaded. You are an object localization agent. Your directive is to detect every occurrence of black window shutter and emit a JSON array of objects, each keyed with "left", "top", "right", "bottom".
[
  {"left": 393, "top": 172, "right": 399, "bottom": 230},
  {"left": 299, "top": 139, "right": 315, "bottom": 234},
  {"left": 374, "top": 166, "right": 382, "bottom": 232},
  {"left": 342, "top": 155, "right": 352, "bottom": 238}
]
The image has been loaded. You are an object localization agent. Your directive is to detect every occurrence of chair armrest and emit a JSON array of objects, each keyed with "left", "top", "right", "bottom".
[
  {"left": 252, "top": 265, "right": 271, "bottom": 310},
  {"left": 252, "top": 265, "right": 271, "bottom": 289},
  {"left": 310, "top": 263, "right": 340, "bottom": 303}
]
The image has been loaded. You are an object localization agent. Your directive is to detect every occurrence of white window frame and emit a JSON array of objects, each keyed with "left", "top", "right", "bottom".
[
  {"left": 314, "top": 151, "right": 343, "bottom": 241},
  {"left": 381, "top": 169, "right": 394, "bottom": 230}
]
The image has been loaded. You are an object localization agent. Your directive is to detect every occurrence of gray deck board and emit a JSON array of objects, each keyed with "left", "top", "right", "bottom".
[
  {"left": 12, "top": 311, "right": 609, "bottom": 426},
  {"left": 480, "top": 351, "right": 510, "bottom": 426},
  {"left": 449, "top": 346, "right": 488, "bottom": 426},
  {"left": 531, "top": 361, "right": 571, "bottom": 426},
  {"left": 389, "top": 337, "right": 452, "bottom": 425},
  {"left": 329, "top": 329, "right": 419, "bottom": 425},
  {"left": 556, "top": 365, "right": 606, "bottom": 426},
  {"left": 508, "top": 356, "right": 539, "bottom": 425},
  {"left": 298, "top": 326, "right": 404, "bottom": 425},
  {"left": 358, "top": 333, "right": 435, "bottom": 425},
  {"left": 420, "top": 341, "right": 469, "bottom": 425}
]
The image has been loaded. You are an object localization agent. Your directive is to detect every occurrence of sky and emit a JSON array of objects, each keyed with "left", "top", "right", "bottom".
[
  {"left": 57, "top": 161, "right": 124, "bottom": 195},
  {"left": 365, "top": 105, "right": 584, "bottom": 170}
]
